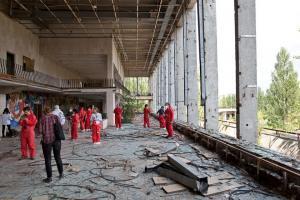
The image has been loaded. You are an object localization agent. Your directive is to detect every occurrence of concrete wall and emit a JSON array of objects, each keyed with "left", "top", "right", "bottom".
[
  {"left": 112, "top": 40, "right": 125, "bottom": 81},
  {"left": 0, "top": 12, "right": 80, "bottom": 79},
  {"left": 40, "top": 38, "right": 111, "bottom": 79}
]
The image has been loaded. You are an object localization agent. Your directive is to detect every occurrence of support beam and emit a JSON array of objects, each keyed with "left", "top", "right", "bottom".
[
  {"left": 106, "top": 90, "right": 115, "bottom": 126},
  {"left": 168, "top": 40, "right": 175, "bottom": 107},
  {"left": 175, "top": 25, "right": 187, "bottom": 122},
  {"left": 234, "top": 0, "right": 258, "bottom": 143},
  {"left": 199, "top": 0, "right": 219, "bottom": 132},
  {"left": 185, "top": 6, "right": 199, "bottom": 126}
]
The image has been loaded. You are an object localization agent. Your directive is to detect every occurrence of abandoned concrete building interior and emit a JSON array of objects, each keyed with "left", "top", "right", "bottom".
[{"left": 0, "top": 0, "right": 299, "bottom": 199}]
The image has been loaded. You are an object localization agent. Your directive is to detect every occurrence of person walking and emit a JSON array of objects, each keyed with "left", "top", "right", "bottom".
[
  {"left": 19, "top": 106, "right": 37, "bottom": 159},
  {"left": 1, "top": 108, "right": 12, "bottom": 137},
  {"left": 164, "top": 103, "right": 174, "bottom": 138},
  {"left": 143, "top": 104, "right": 151, "bottom": 128},
  {"left": 156, "top": 106, "right": 166, "bottom": 129},
  {"left": 114, "top": 104, "right": 123, "bottom": 130},
  {"left": 85, "top": 106, "right": 93, "bottom": 131},
  {"left": 52, "top": 105, "right": 66, "bottom": 125},
  {"left": 90, "top": 107, "right": 102, "bottom": 144},
  {"left": 79, "top": 107, "right": 86, "bottom": 132},
  {"left": 39, "top": 106, "right": 63, "bottom": 183},
  {"left": 71, "top": 109, "right": 80, "bottom": 141}
]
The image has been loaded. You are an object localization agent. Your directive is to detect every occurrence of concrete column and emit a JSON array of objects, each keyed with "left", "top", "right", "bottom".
[
  {"left": 163, "top": 50, "right": 169, "bottom": 103},
  {"left": 235, "top": 0, "right": 258, "bottom": 143},
  {"left": 175, "top": 26, "right": 187, "bottom": 122},
  {"left": 168, "top": 39, "right": 176, "bottom": 119},
  {"left": 159, "top": 61, "right": 165, "bottom": 106},
  {"left": 156, "top": 67, "right": 160, "bottom": 110},
  {"left": 200, "top": 0, "right": 219, "bottom": 132},
  {"left": 106, "top": 90, "right": 115, "bottom": 126},
  {"left": 0, "top": 94, "right": 6, "bottom": 135},
  {"left": 185, "top": 6, "right": 199, "bottom": 126}
]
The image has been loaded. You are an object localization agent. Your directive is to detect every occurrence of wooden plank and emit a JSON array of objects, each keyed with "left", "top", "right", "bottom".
[
  {"left": 162, "top": 184, "right": 187, "bottom": 194},
  {"left": 178, "top": 157, "right": 191, "bottom": 164},
  {"left": 189, "top": 144, "right": 217, "bottom": 159},
  {"left": 167, "top": 154, "right": 207, "bottom": 181},
  {"left": 203, "top": 181, "right": 243, "bottom": 196},
  {"left": 159, "top": 156, "right": 191, "bottom": 164},
  {"left": 153, "top": 176, "right": 173, "bottom": 185},
  {"left": 208, "top": 172, "right": 235, "bottom": 185}
]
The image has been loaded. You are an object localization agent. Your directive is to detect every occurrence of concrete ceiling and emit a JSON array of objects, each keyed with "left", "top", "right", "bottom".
[{"left": 0, "top": 0, "right": 192, "bottom": 77}]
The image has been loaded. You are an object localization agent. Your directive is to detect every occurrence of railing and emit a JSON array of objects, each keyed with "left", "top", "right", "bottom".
[
  {"left": 0, "top": 57, "right": 128, "bottom": 91},
  {"left": 218, "top": 119, "right": 300, "bottom": 141},
  {"left": 61, "top": 79, "right": 115, "bottom": 89}
]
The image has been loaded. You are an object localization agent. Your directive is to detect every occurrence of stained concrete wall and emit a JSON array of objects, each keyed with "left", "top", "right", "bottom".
[
  {"left": 0, "top": 12, "right": 80, "bottom": 79},
  {"left": 40, "top": 38, "right": 111, "bottom": 79},
  {"left": 112, "top": 40, "right": 125, "bottom": 81}
]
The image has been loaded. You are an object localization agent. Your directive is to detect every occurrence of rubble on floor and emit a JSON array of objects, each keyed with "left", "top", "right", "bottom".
[{"left": 0, "top": 114, "right": 287, "bottom": 200}]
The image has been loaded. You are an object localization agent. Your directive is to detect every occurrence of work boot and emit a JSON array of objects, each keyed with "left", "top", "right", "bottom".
[
  {"left": 59, "top": 174, "right": 64, "bottom": 179},
  {"left": 30, "top": 157, "right": 35, "bottom": 160},
  {"left": 19, "top": 156, "right": 27, "bottom": 160},
  {"left": 43, "top": 177, "right": 52, "bottom": 183}
]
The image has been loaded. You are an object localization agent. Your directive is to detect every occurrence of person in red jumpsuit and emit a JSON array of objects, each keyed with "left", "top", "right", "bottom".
[
  {"left": 90, "top": 107, "right": 102, "bottom": 144},
  {"left": 71, "top": 109, "right": 80, "bottom": 140},
  {"left": 79, "top": 107, "right": 86, "bottom": 132},
  {"left": 164, "top": 103, "right": 174, "bottom": 138},
  {"left": 85, "top": 106, "right": 93, "bottom": 131},
  {"left": 114, "top": 104, "right": 123, "bottom": 130},
  {"left": 19, "top": 106, "right": 37, "bottom": 160},
  {"left": 143, "top": 104, "right": 151, "bottom": 128},
  {"left": 156, "top": 106, "right": 166, "bottom": 128}
]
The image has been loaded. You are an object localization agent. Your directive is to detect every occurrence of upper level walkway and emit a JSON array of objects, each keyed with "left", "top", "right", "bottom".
[{"left": 0, "top": 57, "right": 129, "bottom": 93}]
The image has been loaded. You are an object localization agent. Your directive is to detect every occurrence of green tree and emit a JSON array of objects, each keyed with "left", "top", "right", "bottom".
[
  {"left": 257, "top": 87, "right": 266, "bottom": 112},
  {"left": 264, "top": 48, "right": 300, "bottom": 131},
  {"left": 219, "top": 94, "right": 236, "bottom": 108}
]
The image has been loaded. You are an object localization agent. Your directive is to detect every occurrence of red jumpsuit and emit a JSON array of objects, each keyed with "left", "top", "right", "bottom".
[
  {"left": 19, "top": 112, "right": 37, "bottom": 158},
  {"left": 165, "top": 106, "right": 174, "bottom": 137},
  {"left": 79, "top": 108, "right": 86, "bottom": 131},
  {"left": 71, "top": 113, "right": 80, "bottom": 140},
  {"left": 143, "top": 108, "right": 150, "bottom": 128},
  {"left": 114, "top": 106, "right": 123, "bottom": 128},
  {"left": 91, "top": 114, "right": 101, "bottom": 143},
  {"left": 85, "top": 108, "right": 92, "bottom": 130}
]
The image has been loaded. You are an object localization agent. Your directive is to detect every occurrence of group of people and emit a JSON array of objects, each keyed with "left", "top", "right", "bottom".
[
  {"left": 142, "top": 103, "right": 175, "bottom": 138},
  {"left": 0, "top": 102, "right": 174, "bottom": 183},
  {"left": 0, "top": 104, "right": 104, "bottom": 183},
  {"left": 66, "top": 106, "right": 103, "bottom": 145}
]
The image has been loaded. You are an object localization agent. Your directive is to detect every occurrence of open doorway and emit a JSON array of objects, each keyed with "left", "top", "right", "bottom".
[{"left": 6, "top": 52, "right": 15, "bottom": 76}]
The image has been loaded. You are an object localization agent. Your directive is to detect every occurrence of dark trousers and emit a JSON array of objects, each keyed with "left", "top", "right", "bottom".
[
  {"left": 2, "top": 125, "right": 12, "bottom": 137},
  {"left": 42, "top": 140, "right": 63, "bottom": 178}
]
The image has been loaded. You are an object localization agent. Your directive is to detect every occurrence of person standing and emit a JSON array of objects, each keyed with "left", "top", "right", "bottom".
[
  {"left": 157, "top": 106, "right": 166, "bottom": 129},
  {"left": 143, "top": 104, "right": 151, "bottom": 128},
  {"left": 79, "top": 107, "right": 86, "bottom": 132},
  {"left": 39, "top": 106, "right": 63, "bottom": 183},
  {"left": 1, "top": 108, "right": 12, "bottom": 137},
  {"left": 114, "top": 104, "right": 123, "bottom": 130},
  {"left": 90, "top": 107, "right": 102, "bottom": 144},
  {"left": 71, "top": 109, "right": 80, "bottom": 141},
  {"left": 52, "top": 105, "right": 66, "bottom": 125},
  {"left": 85, "top": 106, "right": 93, "bottom": 131},
  {"left": 164, "top": 103, "right": 174, "bottom": 138},
  {"left": 19, "top": 106, "right": 37, "bottom": 160}
]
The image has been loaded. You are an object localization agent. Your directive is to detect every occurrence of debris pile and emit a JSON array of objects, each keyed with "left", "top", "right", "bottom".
[{"left": 146, "top": 153, "right": 243, "bottom": 196}]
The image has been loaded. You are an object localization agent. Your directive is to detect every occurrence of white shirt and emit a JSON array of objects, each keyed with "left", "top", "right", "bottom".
[
  {"left": 90, "top": 113, "right": 102, "bottom": 124},
  {"left": 52, "top": 109, "right": 66, "bottom": 125},
  {"left": 1, "top": 113, "right": 12, "bottom": 125}
]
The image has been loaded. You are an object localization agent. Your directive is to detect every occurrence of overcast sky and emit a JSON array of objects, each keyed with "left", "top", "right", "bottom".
[{"left": 216, "top": 0, "right": 300, "bottom": 96}]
